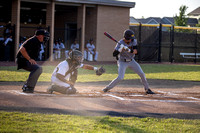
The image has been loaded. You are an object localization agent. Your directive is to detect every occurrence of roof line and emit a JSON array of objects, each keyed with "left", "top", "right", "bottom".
[{"left": 55, "top": 0, "right": 135, "bottom": 8}]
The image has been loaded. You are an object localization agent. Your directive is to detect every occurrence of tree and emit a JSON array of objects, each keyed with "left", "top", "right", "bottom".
[{"left": 174, "top": 5, "right": 188, "bottom": 26}]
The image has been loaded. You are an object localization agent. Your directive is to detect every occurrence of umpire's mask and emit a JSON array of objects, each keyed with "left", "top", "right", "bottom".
[
  {"left": 44, "top": 31, "right": 50, "bottom": 43},
  {"left": 69, "top": 50, "right": 83, "bottom": 65}
]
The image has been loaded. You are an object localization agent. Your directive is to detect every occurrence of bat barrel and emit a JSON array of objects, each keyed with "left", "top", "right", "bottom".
[{"left": 104, "top": 32, "right": 118, "bottom": 43}]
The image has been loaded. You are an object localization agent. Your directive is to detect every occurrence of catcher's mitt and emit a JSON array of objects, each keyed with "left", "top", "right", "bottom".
[{"left": 96, "top": 66, "right": 106, "bottom": 76}]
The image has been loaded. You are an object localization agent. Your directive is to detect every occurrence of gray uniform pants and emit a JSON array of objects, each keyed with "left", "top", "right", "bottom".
[
  {"left": 105, "top": 59, "right": 149, "bottom": 90},
  {"left": 22, "top": 62, "right": 42, "bottom": 89}
]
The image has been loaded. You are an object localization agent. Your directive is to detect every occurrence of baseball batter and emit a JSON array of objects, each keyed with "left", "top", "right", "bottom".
[
  {"left": 47, "top": 50, "right": 105, "bottom": 94},
  {"left": 103, "top": 29, "right": 155, "bottom": 94}
]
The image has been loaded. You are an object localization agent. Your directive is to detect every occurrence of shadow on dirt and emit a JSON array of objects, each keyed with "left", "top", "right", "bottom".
[
  {"left": 1, "top": 106, "right": 200, "bottom": 119},
  {"left": 1, "top": 79, "right": 200, "bottom": 89}
]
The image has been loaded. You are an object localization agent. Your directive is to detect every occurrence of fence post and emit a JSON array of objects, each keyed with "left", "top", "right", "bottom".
[
  {"left": 194, "top": 29, "right": 197, "bottom": 63},
  {"left": 158, "top": 23, "right": 162, "bottom": 62},
  {"left": 138, "top": 22, "right": 142, "bottom": 62},
  {"left": 44, "top": 26, "right": 50, "bottom": 60},
  {"left": 169, "top": 25, "right": 174, "bottom": 63}
]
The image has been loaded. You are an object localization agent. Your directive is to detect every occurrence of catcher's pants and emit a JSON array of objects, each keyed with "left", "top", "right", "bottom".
[
  {"left": 105, "top": 59, "right": 150, "bottom": 90},
  {"left": 22, "top": 62, "right": 42, "bottom": 90},
  {"left": 51, "top": 76, "right": 70, "bottom": 88}
]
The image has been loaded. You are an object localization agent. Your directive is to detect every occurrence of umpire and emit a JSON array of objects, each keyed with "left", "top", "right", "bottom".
[{"left": 16, "top": 29, "right": 49, "bottom": 93}]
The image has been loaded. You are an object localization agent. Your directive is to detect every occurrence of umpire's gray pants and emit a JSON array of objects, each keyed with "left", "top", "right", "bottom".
[
  {"left": 22, "top": 62, "right": 42, "bottom": 89},
  {"left": 105, "top": 59, "right": 149, "bottom": 90}
]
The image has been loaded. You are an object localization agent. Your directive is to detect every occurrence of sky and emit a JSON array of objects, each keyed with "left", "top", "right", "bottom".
[{"left": 119, "top": 0, "right": 200, "bottom": 18}]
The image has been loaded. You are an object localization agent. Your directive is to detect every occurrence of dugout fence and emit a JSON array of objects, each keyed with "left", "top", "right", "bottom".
[{"left": 130, "top": 23, "right": 200, "bottom": 63}]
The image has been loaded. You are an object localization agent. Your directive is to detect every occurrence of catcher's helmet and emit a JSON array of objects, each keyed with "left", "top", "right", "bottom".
[
  {"left": 123, "top": 29, "right": 135, "bottom": 40},
  {"left": 69, "top": 50, "right": 83, "bottom": 65}
]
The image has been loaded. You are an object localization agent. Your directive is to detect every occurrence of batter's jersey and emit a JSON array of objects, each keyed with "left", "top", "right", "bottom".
[
  {"left": 51, "top": 60, "right": 83, "bottom": 83},
  {"left": 115, "top": 39, "right": 137, "bottom": 60}
]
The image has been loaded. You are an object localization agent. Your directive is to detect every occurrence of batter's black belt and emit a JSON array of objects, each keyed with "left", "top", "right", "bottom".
[{"left": 121, "top": 59, "right": 133, "bottom": 62}]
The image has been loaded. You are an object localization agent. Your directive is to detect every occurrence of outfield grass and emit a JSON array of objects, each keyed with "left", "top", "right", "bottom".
[
  {"left": 0, "top": 111, "right": 200, "bottom": 133},
  {"left": 0, "top": 64, "right": 200, "bottom": 82}
]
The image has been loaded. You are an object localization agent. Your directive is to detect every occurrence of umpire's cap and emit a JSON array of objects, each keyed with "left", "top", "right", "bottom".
[
  {"left": 35, "top": 29, "right": 46, "bottom": 36},
  {"left": 35, "top": 29, "right": 50, "bottom": 42},
  {"left": 124, "top": 29, "right": 135, "bottom": 40}
]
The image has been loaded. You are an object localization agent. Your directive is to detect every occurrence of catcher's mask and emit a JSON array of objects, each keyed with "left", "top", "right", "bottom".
[
  {"left": 69, "top": 50, "right": 83, "bottom": 65},
  {"left": 124, "top": 29, "right": 135, "bottom": 40}
]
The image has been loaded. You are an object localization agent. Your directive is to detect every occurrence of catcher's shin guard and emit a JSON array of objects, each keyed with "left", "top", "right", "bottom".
[
  {"left": 47, "top": 85, "right": 67, "bottom": 94},
  {"left": 66, "top": 86, "right": 77, "bottom": 94},
  {"left": 47, "top": 85, "right": 77, "bottom": 94},
  {"left": 47, "top": 86, "right": 54, "bottom": 94}
]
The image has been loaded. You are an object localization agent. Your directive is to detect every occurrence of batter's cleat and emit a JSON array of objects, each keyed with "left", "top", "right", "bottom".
[
  {"left": 102, "top": 87, "right": 111, "bottom": 92},
  {"left": 145, "top": 89, "right": 155, "bottom": 94},
  {"left": 22, "top": 84, "right": 34, "bottom": 93}
]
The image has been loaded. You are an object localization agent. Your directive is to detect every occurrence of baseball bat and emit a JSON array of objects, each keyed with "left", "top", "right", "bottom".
[
  {"left": 104, "top": 32, "right": 119, "bottom": 44},
  {"left": 104, "top": 32, "right": 131, "bottom": 51}
]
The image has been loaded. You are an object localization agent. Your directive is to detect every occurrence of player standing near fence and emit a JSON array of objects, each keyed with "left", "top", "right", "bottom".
[{"left": 103, "top": 29, "right": 155, "bottom": 94}]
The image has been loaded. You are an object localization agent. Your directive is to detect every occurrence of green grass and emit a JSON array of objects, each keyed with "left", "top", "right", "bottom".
[
  {"left": 0, "top": 64, "right": 200, "bottom": 82},
  {"left": 0, "top": 111, "right": 200, "bottom": 133},
  {"left": 1, "top": 63, "right": 200, "bottom": 132}
]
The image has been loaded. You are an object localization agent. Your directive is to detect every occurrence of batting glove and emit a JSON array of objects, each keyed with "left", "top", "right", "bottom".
[
  {"left": 118, "top": 44, "right": 124, "bottom": 52},
  {"left": 123, "top": 46, "right": 131, "bottom": 52}
]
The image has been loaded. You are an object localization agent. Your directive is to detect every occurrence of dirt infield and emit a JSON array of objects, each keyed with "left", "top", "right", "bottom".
[
  {"left": 1, "top": 79, "right": 200, "bottom": 119},
  {"left": 1, "top": 61, "right": 200, "bottom": 119}
]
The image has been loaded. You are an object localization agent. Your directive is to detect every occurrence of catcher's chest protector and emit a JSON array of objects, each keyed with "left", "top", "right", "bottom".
[{"left": 65, "top": 59, "right": 78, "bottom": 83}]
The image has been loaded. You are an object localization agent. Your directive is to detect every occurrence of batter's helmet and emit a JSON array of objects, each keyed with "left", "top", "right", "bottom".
[
  {"left": 124, "top": 29, "right": 135, "bottom": 40},
  {"left": 69, "top": 50, "right": 83, "bottom": 65}
]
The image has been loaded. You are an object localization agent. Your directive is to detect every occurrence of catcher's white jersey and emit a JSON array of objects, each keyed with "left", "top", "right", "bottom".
[{"left": 51, "top": 60, "right": 83, "bottom": 87}]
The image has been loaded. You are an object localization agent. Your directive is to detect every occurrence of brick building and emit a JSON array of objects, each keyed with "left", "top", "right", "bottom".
[{"left": 0, "top": 0, "right": 135, "bottom": 61}]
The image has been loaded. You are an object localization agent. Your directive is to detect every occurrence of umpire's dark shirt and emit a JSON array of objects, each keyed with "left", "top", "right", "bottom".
[{"left": 16, "top": 36, "right": 41, "bottom": 70}]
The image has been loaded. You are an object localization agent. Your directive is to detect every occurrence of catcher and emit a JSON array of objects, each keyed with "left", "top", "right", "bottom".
[{"left": 47, "top": 50, "right": 105, "bottom": 94}]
